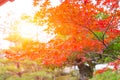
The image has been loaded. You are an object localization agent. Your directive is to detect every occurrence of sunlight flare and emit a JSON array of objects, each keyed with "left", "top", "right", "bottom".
[
  {"left": 0, "top": 0, "right": 56, "bottom": 49},
  {"left": 17, "top": 21, "right": 55, "bottom": 43}
]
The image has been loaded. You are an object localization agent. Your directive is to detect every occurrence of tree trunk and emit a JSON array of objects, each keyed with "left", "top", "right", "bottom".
[{"left": 77, "top": 63, "right": 94, "bottom": 80}]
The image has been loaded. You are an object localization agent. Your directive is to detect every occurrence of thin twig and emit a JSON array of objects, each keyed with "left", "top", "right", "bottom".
[
  {"left": 82, "top": 25, "right": 107, "bottom": 47},
  {"left": 102, "top": 9, "right": 117, "bottom": 42},
  {"left": 102, "top": 0, "right": 119, "bottom": 44}
]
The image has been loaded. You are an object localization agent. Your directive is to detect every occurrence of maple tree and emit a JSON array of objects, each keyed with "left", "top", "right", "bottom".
[
  {"left": 33, "top": 0, "right": 120, "bottom": 80},
  {"left": 3, "top": 0, "right": 120, "bottom": 80}
]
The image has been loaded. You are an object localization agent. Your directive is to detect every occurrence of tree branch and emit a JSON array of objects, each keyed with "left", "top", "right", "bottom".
[
  {"left": 102, "top": 9, "right": 117, "bottom": 43},
  {"left": 102, "top": 0, "right": 119, "bottom": 45},
  {"left": 82, "top": 25, "right": 107, "bottom": 47}
]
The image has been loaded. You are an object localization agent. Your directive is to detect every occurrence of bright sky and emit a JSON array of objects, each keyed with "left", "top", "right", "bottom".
[{"left": 0, "top": 0, "right": 61, "bottom": 49}]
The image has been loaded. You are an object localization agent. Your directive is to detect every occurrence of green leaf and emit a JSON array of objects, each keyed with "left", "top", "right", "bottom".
[
  {"left": 102, "top": 36, "right": 120, "bottom": 63},
  {"left": 113, "top": 43, "right": 120, "bottom": 50},
  {"left": 90, "top": 70, "right": 120, "bottom": 80},
  {"left": 94, "top": 31, "right": 108, "bottom": 40},
  {"left": 95, "top": 12, "right": 109, "bottom": 20}
]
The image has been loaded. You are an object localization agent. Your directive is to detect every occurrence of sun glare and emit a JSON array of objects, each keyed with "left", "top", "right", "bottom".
[
  {"left": 0, "top": 0, "right": 56, "bottom": 49},
  {"left": 17, "top": 21, "right": 55, "bottom": 43}
]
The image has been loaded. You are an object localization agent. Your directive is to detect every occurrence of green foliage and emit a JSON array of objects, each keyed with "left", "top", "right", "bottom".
[
  {"left": 56, "top": 75, "right": 77, "bottom": 80},
  {"left": 94, "top": 31, "right": 108, "bottom": 41},
  {"left": 87, "top": 36, "right": 120, "bottom": 63},
  {"left": 0, "top": 59, "right": 78, "bottom": 80},
  {"left": 6, "top": 71, "right": 53, "bottom": 80},
  {"left": 95, "top": 12, "right": 109, "bottom": 20},
  {"left": 90, "top": 70, "right": 120, "bottom": 80},
  {"left": 102, "top": 36, "right": 120, "bottom": 63},
  {"left": 0, "top": 59, "right": 50, "bottom": 80}
]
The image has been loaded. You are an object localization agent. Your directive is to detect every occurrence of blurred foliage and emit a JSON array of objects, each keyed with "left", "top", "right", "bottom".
[
  {"left": 90, "top": 70, "right": 120, "bottom": 80},
  {"left": 0, "top": 59, "right": 78, "bottom": 80},
  {"left": 102, "top": 36, "right": 120, "bottom": 63},
  {"left": 0, "top": 58, "right": 120, "bottom": 80},
  {"left": 56, "top": 33, "right": 71, "bottom": 41},
  {"left": 95, "top": 12, "right": 109, "bottom": 20},
  {"left": 67, "top": 51, "right": 80, "bottom": 62},
  {"left": 87, "top": 36, "right": 120, "bottom": 64},
  {"left": 94, "top": 31, "right": 108, "bottom": 41}
]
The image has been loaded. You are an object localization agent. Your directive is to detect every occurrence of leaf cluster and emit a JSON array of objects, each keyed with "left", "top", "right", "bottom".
[{"left": 101, "top": 36, "right": 120, "bottom": 63}]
